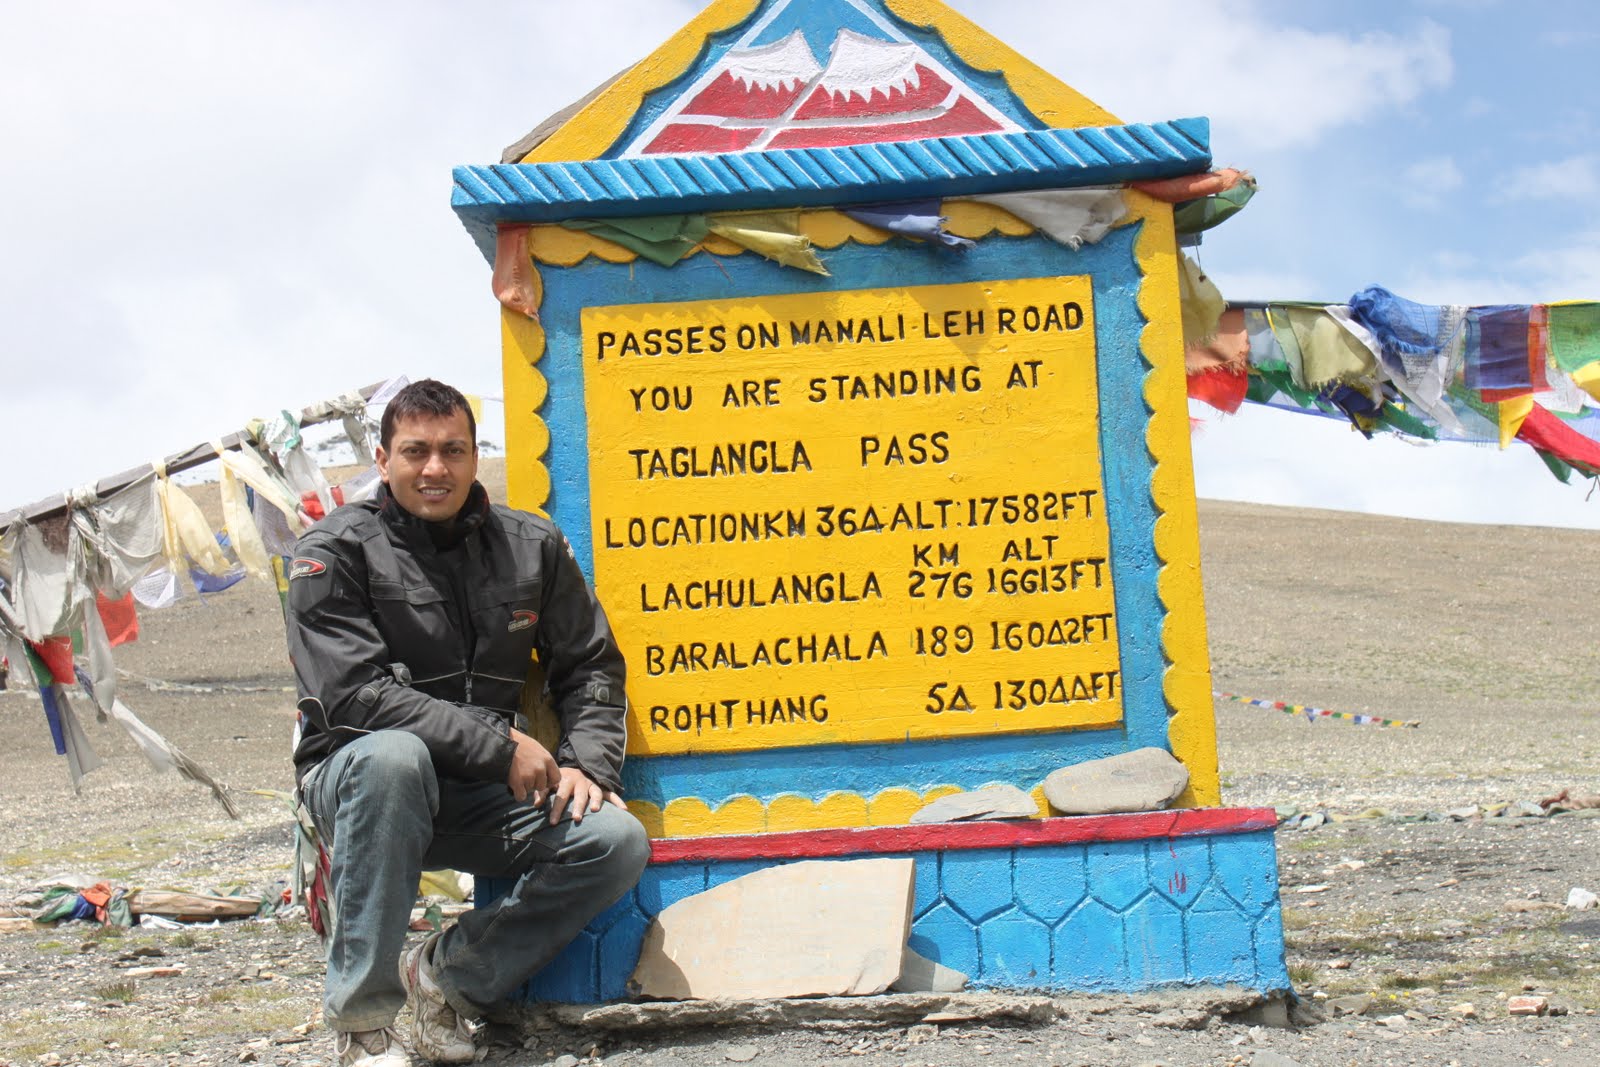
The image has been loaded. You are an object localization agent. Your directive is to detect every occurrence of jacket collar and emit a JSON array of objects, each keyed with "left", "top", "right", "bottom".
[{"left": 377, "top": 481, "right": 491, "bottom": 547}]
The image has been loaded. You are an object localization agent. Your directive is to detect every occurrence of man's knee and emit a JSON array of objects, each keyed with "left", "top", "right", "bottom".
[
  {"left": 347, "top": 730, "right": 432, "bottom": 781},
  {"left": 585, "top": 806, "right": 651, "bottom": 884}
]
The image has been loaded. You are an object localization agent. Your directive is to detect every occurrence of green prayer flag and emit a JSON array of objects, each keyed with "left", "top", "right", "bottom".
[
  {"left": 562, "top": 214, "right": 711, "bottom": 267},
  {"left": 1535, "top": 449, "right": 1575, "bottom": 484},
  {"left": 1548, "top": 302, "right": 1600, "bottom": 374},
  {"left": 1378, "top": 402, "right": 1438, "bottom": 441},
  {"left": 1173, "top": 180, "right": 1257, "bottom": 236}
]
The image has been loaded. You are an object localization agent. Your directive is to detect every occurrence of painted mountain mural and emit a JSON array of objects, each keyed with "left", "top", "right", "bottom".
[{"left": 628, "top": 27, "right": 1020, "bottom": 155}]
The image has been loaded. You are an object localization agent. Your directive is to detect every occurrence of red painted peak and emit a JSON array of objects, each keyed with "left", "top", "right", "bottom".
[
  {"left": 792, "top": 64, "right": 957, "bottom": 120},
  {"left": 627, "top": 26, "right": 1019, "bottom": 157}
]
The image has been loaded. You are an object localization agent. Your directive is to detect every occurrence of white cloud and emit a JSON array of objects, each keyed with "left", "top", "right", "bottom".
[
  {"left": 1495, "top": 155, "right": 1600, "bottom": 202},
  {"left": 1398, "top": 156, "right": 1465, "bottom": 208},
  {"left": 1537, "top": 28, "right": 1600, "bottom": 47},
  {"left": 1192, "top": 405, "right": 1600, "bottom": 530},
  {"left": 949, "top": 0, "right": 1453, "bottom": 153},
  {"left": 0, "top": 1, "right": 699, "bottom": 508},
  {"left": 1203, "top": 268, "right": 1323, "bottom": 307},
  {"left": 1393, "top": 230, "right": 1600, "bottom": 305},
  {"left": 1511, "top": 233, "right": 1600, "bottom": 301}
]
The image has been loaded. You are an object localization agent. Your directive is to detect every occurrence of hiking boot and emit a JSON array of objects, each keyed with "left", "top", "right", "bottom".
[
  {"left": 335, "top": 1026, "right": 410, "bottom": 1066},
  {"left": 398, "top": 931, "right": 476, "bottom": 1064}
]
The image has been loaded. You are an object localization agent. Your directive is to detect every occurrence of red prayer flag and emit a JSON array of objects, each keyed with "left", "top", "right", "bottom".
[
  {"left": 1516, "top": 402, "right": 1600, "bottom": 475},
  {"left": 97, "top": 592, "right": 139, "bottom": 648},
  {"left": 30, "top": 637, "right": 75, "bottom": 684},
  {"left": 1186, "top": 366, "right": 1249, "bottom": 414}
]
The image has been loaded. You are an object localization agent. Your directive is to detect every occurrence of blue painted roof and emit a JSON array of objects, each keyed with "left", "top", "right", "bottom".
[{"left": 453, "top": 117, "right": 1210, "bottom": 260}]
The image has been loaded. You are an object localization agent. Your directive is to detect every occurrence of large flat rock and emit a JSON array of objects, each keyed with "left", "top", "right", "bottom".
[
  {"left": 891, "top": 946, "right": 969, "bottom": 992},
  {"left": 1042, "top": 747, "right": 1190, "bottom": 815},
  {"left": 909, "top": 783, "right": 1039, "bottom": 824},
  {"left": 630, "top": 858, "right": 915, "bottom": 1001}
]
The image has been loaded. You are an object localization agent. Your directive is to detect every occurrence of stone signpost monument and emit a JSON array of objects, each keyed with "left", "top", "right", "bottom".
[{"left": 454, "top": 0, "right": 1287, "bottom": 1000}]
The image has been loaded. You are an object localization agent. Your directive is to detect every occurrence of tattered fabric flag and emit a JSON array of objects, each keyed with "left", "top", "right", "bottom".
[
  {"left": 1528, "top": 304, "right": 1553, "bottom": 394},
  {"left": 48, "top": 684, "right": 102, "bottom": 791},
  {"left": 21, "top": 644, "right": 67, "bottom": 751},
  {"left": 97, "top": 592, "right": 138, "bottom": 648},
  {"left": 1497, "top": 394, "right": 1536, "bottom": 449},
  {"left": 68, "top": 476, "right": 164, "bottom": 599},
  {"left": 252, "top": 488, "right": 300, "bottom": 558},
  {"left": 252, "top": 788, "right": 335, "bottom": 940},
  {"left": 68, "top": 477, "right": 164, "bottom": 714},
  {"left": 13, "top": 638, "right": 104, "bottom": 787},
  {"left": 132, "top": 567, "right": 181, "bottom": 610},
  {"left": 154, "top": 462, "right": 232, "bottom": 577},
  {"left": 1320, "top": 382, "right": 1385, "bottom": 437},
  {"left": 260, "top": 410, "right": 334, "bottom": 518},
  {"left": 1470, "top": 305, "right": 1537, "bottom": 399},
  {"left": 1172, "top": 176, "right": 1257, "bottom": 236},
  {"left": 77, "top": 667, "right": 239, "bottom": 818},
  {"left": 1516, "top": 402, "right": 1600, "bottom": 477},
  {"left": 215, "top": 455, "right": 269, "bottom": 584},
  {"left": 0, "top": 590, "right": 37, "bottom": 732},
  {"left": 1178, "top": 254, "right": 1225, "bottom": 345},
  {"left": 299, "top": 387, "right": 384, "bottom": 469},
  {"left": 1186, "top": 308, "right": 1251, "bottom": 413},
  {"left": 1338, "top": 293, "right": 1474, "bottom": 438},
  {"left": 1186, "top": 366, "right": 1249, "bottom": 414},
  {"left": 1282, "top": 306, "right": 1379, "bottom": 389},
  {"left": 191, "top": 533, "right": 247, "bottom": 596},
  {"left": 841, "top": 198, "right": 975, "bottom": 249},
  {"left": 1261, "top": 305, "right": 1308, "bottom": 390},
  {"left": 563, "top": 214, "right": 711, "bottom": 267},
  {"left": 1243, "top": 308, "right": 1288, "bottom": 371},
  {"left": 29, "top": 635, "right": 75, "bottom": 685},
  {"left": 491, "top": 225, "right": 541, "bottom": 320},
  {"left": 1346, "top": 286, "right": 1473, "bottom": 427},
  {"left": 1130, "top": 167, "right": 1251, "bottom": 204},
  {"left": 78, "top": 590, "right": 118, "bottom": 715},
  {"left": 706, "top": 210, "right": 829, "bottom": 275},
  {"left": 213, "top": 439, "right": 303, "bottom": 527},
  {"left": 1547, "top": 301, "right": 1600, "bottom": 404},
  {"left": 212, "top": 439, "right": 301, "bottom": 583},
  {"left": 1, "top": 478, "right": 161, "bottom": 715},
  {"left": 19, "top": 592, "right": 134, "bottom": 720},
  {"left": 0, "top": 517, "right": 75, "bottom": 640},
  {"left": 960, "top": 188, "right": 1127, "bottom": 249},
  {"left": 1187, "top": 308, "right": 1250, "bottom": 374}
]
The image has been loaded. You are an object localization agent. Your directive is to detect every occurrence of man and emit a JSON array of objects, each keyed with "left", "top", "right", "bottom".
[{"left": 287, "top": 380, "right": 648, "bottom": 1066}]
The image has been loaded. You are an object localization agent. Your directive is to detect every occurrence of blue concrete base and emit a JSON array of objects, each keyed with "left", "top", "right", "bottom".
[{"left": 479, "top": 809, "right": 1289, "bottom": 1002}]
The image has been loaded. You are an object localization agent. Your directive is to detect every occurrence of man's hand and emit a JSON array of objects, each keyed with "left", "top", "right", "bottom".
[
  {"left": 548, "top": 766, "right": 627, "bottom": 824},
  {"left": 506, "top": 728, "right": 559, "bottom": 805}
]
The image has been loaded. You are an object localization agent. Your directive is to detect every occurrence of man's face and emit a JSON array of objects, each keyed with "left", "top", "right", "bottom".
[{"left": 376, "top": 409, "right": 478, "bottom": 522}]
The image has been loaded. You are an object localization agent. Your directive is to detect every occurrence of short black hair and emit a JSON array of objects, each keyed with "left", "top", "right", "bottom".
[{"left": 380, "top": 379, "right": 477, "bottom": 450}]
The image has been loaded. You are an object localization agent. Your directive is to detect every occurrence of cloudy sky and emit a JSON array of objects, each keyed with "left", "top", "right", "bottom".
[{"left": 3, "top": 0, "right": 1596, "bottom": 528}]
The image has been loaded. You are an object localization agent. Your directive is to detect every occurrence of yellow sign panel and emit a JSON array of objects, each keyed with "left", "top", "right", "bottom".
[{"left": 583, "top": 277, "right": 1120, "bottom": 755}]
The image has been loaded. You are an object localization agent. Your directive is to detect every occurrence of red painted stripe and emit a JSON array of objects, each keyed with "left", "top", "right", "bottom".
[{"left": 647, "top": 807, "right": 1277, "bottom": 865}]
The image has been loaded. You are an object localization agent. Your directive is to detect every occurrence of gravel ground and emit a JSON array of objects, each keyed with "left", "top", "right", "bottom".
[{"left": 1, "top": 473, "right": 1597, "bottom": 1067}]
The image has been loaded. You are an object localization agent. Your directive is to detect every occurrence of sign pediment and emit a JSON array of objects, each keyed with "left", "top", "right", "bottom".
[{"left": 520, "top": 0, "right": 1123, "bottom": 164}]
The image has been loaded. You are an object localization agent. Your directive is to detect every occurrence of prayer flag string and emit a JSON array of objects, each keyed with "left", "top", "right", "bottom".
[{"left": 1215, "top": 691, "right": 1421, "bottom": 729}]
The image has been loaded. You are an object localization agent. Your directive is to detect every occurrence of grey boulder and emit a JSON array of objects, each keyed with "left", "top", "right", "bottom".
[{"left": 1042, "top": 747, "right": 1189, "bottom": 815}]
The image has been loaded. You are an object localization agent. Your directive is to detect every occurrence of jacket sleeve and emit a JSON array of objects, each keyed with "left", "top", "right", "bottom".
[
  {"left": 286, "top": 529, "right": 517, "bottom": 782},
  {"left": 535, "top": 528, "right": 629, "bottom": 795}
]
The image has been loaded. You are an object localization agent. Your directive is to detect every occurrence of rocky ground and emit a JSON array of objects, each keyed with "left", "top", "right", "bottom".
[{"left": 1, "top": 473, "right": 1597, "bottom": 1066}]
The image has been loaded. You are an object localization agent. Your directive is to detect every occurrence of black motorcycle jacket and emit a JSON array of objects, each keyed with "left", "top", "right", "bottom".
[{"left": 285, "top": 481, "right": 628, "bottom": 793}]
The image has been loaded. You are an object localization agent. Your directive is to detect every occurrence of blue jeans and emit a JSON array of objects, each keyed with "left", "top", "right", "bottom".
[{"left": 300, "top": 730, "right": 650, "bottom": 1030}]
